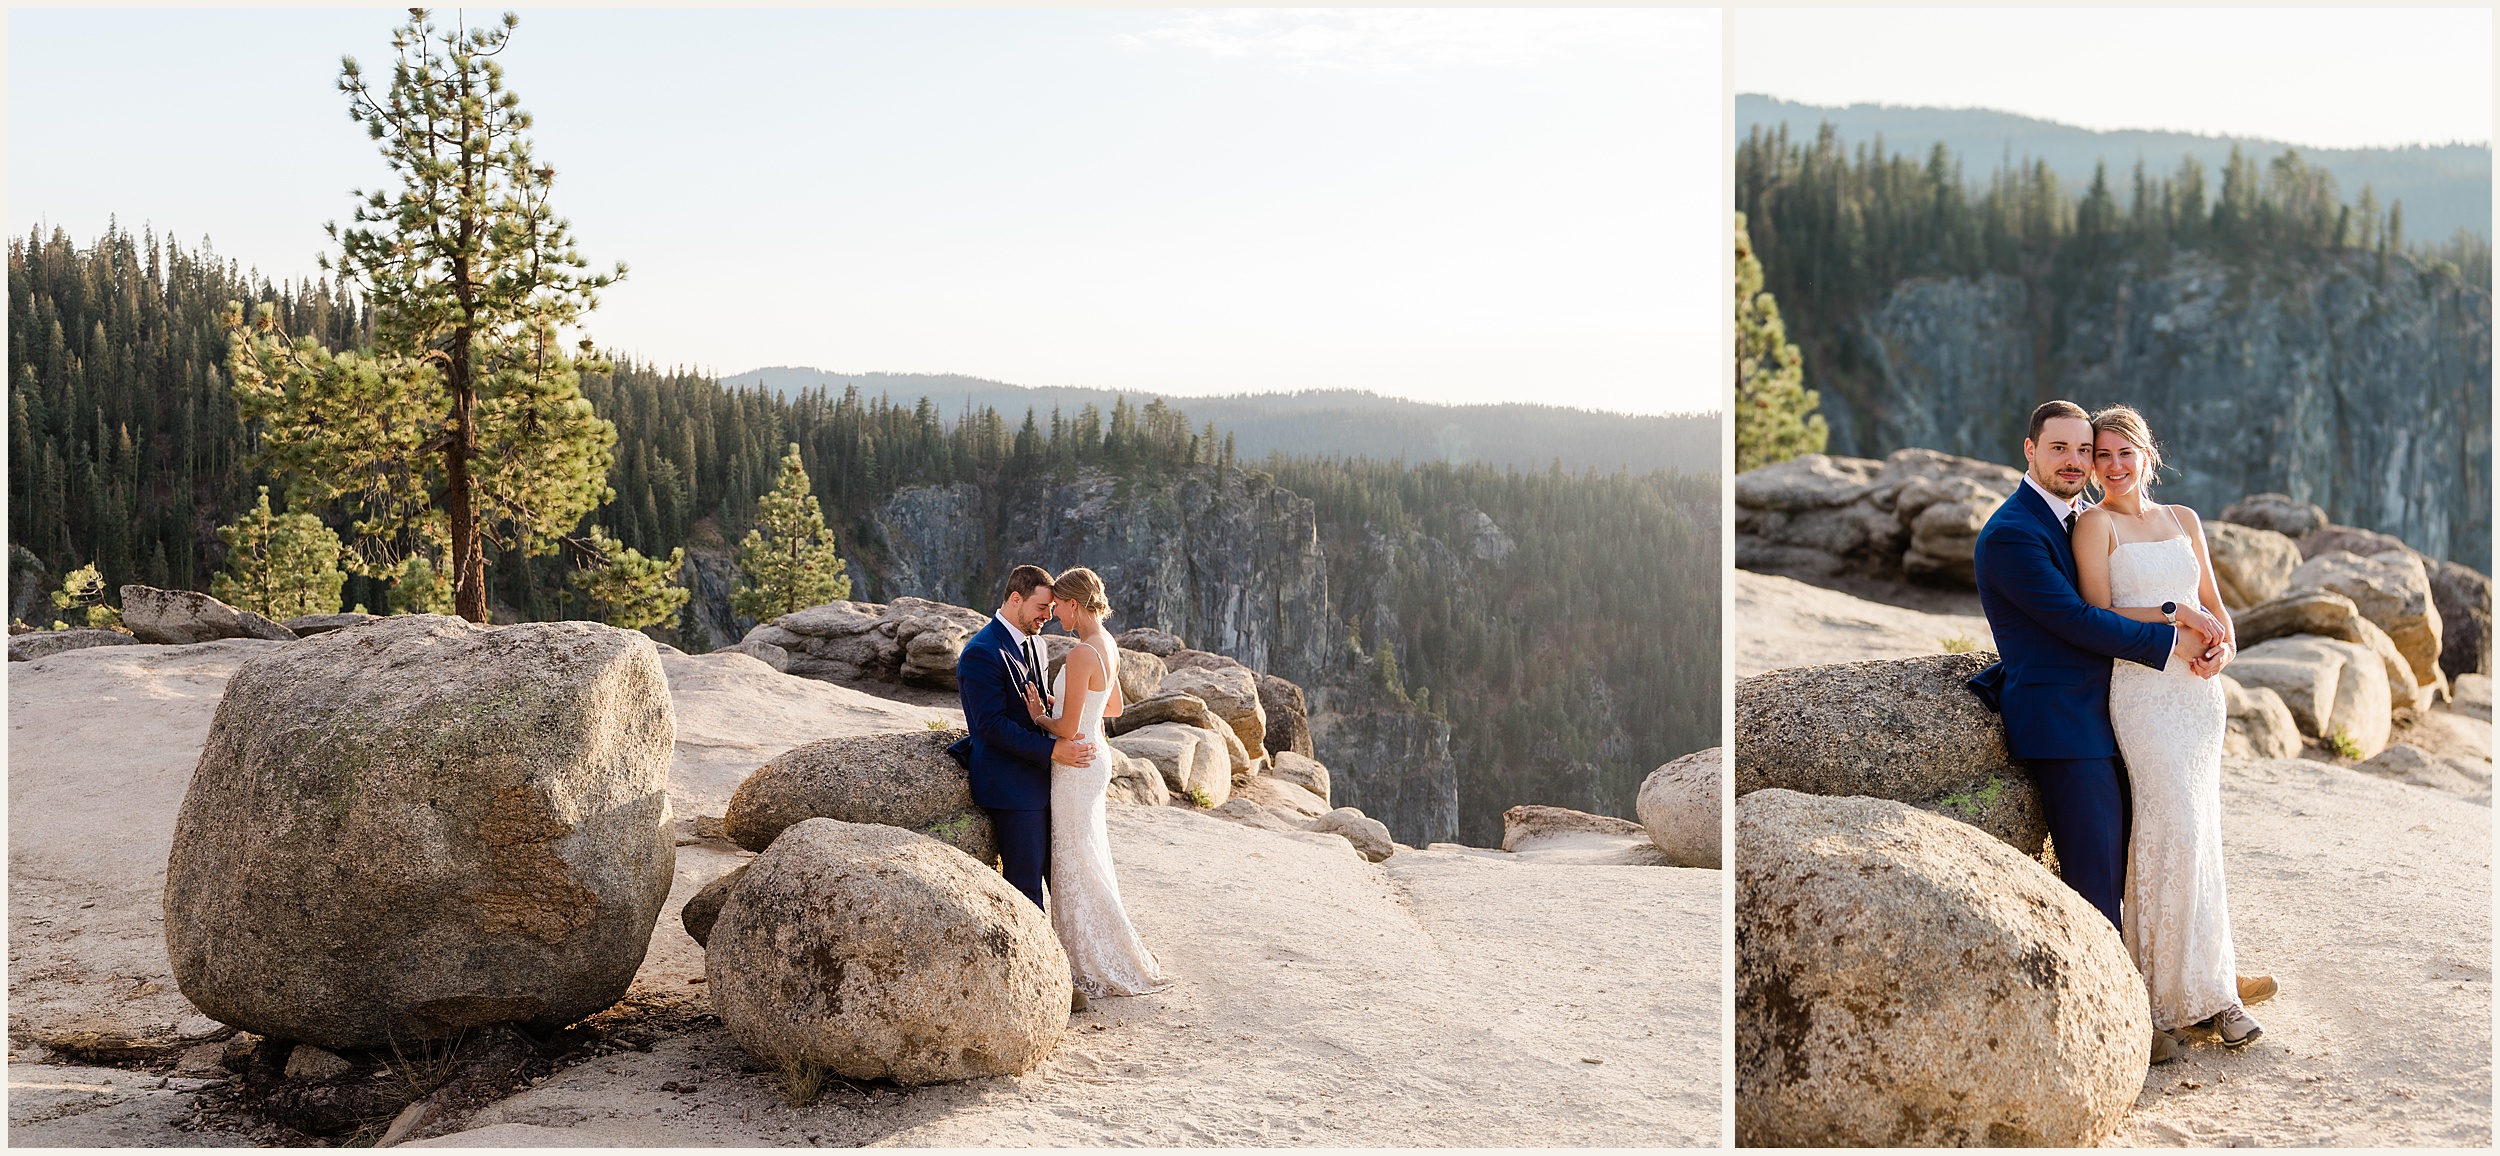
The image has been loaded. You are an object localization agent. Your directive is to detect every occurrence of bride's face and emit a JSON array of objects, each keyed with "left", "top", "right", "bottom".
[{"left": 2093, "top": 431, "right": 2147, "bottom": 499}]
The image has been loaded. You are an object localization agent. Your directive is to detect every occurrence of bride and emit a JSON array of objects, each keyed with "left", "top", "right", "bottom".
[
  {"left": 2071, "top": 405, "right": 2263, "bottom": 1051},
  {"left": 1019, "top": 567, "right": 1173, "bottom": 999}
]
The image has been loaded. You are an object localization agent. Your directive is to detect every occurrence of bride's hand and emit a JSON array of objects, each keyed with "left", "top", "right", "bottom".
[{"left": 1021, "top": 682, "right": 1047, "bottom": 722}]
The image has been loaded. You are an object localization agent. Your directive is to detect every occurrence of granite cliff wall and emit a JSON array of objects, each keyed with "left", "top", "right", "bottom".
[{"left": 1815, "top": 251, "right": 2491, "bottom": 565}]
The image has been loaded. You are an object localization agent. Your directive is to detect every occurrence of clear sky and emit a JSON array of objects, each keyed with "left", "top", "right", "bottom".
[
  {"left": 9, "top": 8, "right": 1723, "bottom": 416},
  {"left": 1736, "top": 8, "right": 2492, "bottom": 150}
]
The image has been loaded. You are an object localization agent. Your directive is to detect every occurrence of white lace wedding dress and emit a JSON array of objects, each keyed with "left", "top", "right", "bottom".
[
  {"left": 2108, "top": 533, "right": 2239, "bottom": 1031},
  {"left": 1048, "top": 640, "right": 1173, "bottom": 998}
]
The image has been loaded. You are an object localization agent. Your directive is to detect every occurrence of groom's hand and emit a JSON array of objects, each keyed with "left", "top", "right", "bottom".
[{"left": 1053, "top": 736, "right": 1096, "bottom": 766}]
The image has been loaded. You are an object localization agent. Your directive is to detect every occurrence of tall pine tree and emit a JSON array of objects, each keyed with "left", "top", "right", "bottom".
[
  {"left": 230, "top": 9, "right": 624, "bottom": 622},
  {"left": 732, "top": 444, "right": 852, "bottom": 621},
  {"left": 1734, "top": 211, "right": 1825, "bottom": 472}
]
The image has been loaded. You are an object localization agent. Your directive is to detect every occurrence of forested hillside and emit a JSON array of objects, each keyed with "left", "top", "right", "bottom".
[
  {"left": 10, "top": 222, "right": 1714, "bottom": 843},
  {"left": 722, "top": 368, "right": 1716, "bottom": 476},
  {"left": 1736, "top": 125, "right": 2492, "bottom": 564}
]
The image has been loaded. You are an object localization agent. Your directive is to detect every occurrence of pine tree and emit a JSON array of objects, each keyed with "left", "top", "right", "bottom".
[
  {"left": 49, "top": 562, "right": 118, "bottom": 629},
  {"left": 227, "top": 10, "right": 624, "bottom": 622},
  {"left": 1734, "top": 212, "right": 1826, "bottom": 473},
  {"left": 572, "top": 525, "right": 689, "bottom": 630},
  {"left": 210, "top": 487, "right": 347, "bottom": 619},
  {"left": 387, "top": 554, "right": 455, "bottom": 615},
  {"left": 732, "top": 444, "right": 852, "bottom": 621}
]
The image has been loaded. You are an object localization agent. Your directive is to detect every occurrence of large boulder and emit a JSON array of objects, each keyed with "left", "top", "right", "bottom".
[
  {"left": 722, "top": 729, "right": 994, "bottom": 865},
  {"left": 705, "top": 819, "right": 1069, "bottom": 1085},
  {"left": 8, "top": 627, "right": 137, "bottom": 662},
  {"left": 680, "top": 864, "right": 750, "bottom": 949},
  {"left": 1267, "top": 750, "right": 1332, "bottom": 805},
  {"left": 119, "top": 585, "right": 296, "bottom": 644},
  {"left": 1256, "top": 673, "right": 1316, "bottom": 759},
  {"left": 1736, "top": 790, "right": 2146, "bottom": 1147},
  {"left": 1500, "top": 805, "right": 1646, "bottom": 851},
  {"left": 2287, "top": 550, "right": 2441, "bottom": 687},
  {"left": 2234, "top": 590, "right": 2424, "bottom": 710},
  {"left": 2218, "top": 676, "right": 2302, "bottom": 760},
  {"left": 1233, "top": 773, "right": 1329, "bottom": 819},
  {"left": 162, "top": 615, "right": 677, "bottom": 1050},
  {"left": 2201, "top": 520, "right": 2301, "bottom": 609},
  {"left": 1306, "top": 807, "right": 1395, "bottom": 863},
  {"left": 1160, "top": 665, "right": 1268, "bottom": 758},
  {"left": 1105, "top": 749, "right": 1171, "bottom": 807},
  {"left": 1638, "top": 748, "right": 1721, "bottom": 869},
  {"left": 1896, "top": 475, "right": 2004, "bottom": 584},
  {"left": 1043, "top": 643, "right": 1166, "bottom": 710},
  {"left": 1736, "top": 652, "right": 2045, "bottom": 856},
  {"left": 2219, "top": 492, "right": 2327, "bottom": 538},
  {"left": 1105, "top": 722, "right": 1232, "bottom": 806},
  {"left": 282, "top": 612, "right": 377, "bottom": 637},
  {"left": 2428, "top": 559, "right": 2493, "bottom": 680},
  {"left": 2296, "top": 523, "right": 2411, "bottom": 561},
  {"left": 2230, "top": 635, "right": 2392, "bottom": 757},
  {"left": 1113, "top": 627, "right": 1184, "bottom": 657},
  {"left": 1108, "top": 691, "right": 1252, "bottom": 774}
]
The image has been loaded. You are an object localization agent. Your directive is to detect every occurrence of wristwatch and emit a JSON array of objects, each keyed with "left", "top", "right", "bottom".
[{"left": 2161, "top": 601, "right": 2178, "bottom": 624}]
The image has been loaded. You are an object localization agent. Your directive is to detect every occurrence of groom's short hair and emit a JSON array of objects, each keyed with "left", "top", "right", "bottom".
[
  {"left": 2027, "top": 400, "right": 2090, "bottom": 443},
  {"left": 1004, "top": 565, "right": 1055, "bottom": 603}
]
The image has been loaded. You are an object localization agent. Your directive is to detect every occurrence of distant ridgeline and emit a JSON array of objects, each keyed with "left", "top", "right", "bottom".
[
  {"left": 8, "top": 223, "right": 1716, "bottom": 848},
  {"left": 720, "top": 368, "right": 1717, "bottom": 477},
  {"left": 1737, "top": 113, "right": 2493, "bottom": 566}
]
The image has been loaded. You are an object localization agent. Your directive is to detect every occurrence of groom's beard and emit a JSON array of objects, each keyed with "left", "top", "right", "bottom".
[{"left": 2032, "top": 465, "right": 2088, "bottom": 499}]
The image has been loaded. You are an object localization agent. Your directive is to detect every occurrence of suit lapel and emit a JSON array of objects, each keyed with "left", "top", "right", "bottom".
[{"left": 2012, "top": 482, "right": 2080, "bottom": 583}]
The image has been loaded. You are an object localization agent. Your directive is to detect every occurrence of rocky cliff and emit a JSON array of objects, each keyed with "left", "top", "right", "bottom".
[{"left": 1814, "top": 251, "right": 2491, "bottom": 566}]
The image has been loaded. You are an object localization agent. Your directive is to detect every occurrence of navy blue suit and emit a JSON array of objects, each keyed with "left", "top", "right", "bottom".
[
  {"left": 955, "top": 616, "right": 1060, "bottom": 909},
  {"left": 1969, "top": 482, "right": 2176, "bottom": 930}
]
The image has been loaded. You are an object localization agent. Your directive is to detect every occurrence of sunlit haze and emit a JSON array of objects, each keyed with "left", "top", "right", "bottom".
[{"left": 10, "top": 8, "right": 1723, "bottom": 416}]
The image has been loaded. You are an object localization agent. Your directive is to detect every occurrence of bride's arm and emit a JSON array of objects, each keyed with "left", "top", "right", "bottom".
[{"left": 2179, "top": 506, "right": 2236, "bottom": 650}]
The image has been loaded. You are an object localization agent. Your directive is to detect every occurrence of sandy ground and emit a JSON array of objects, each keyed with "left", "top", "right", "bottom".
[
  {"left": 1739, "top": 573, "right": 2494, "bottom": 1148},
  {"left": 1735, "top": 570, "right": 1994, "bottom": 678},
  {"left": 7, "top": 638, "right": 1719, "bottom": 1147}
]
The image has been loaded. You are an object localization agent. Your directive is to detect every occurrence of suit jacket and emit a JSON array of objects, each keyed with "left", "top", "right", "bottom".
[
  {"left": 952, "top": 616, "right": 1060, "bottom": 811},
  {"left": 1968, "top": 482, "right": 2177, "bottom": 760}
]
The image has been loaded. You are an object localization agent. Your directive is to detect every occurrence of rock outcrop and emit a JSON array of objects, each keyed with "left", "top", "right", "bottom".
[
  {"left": 2202, "top": 520, "right": 2301, "bottom": 609},
  {"left": 2427, "top": 559, "right": 2493, "bottom": 679},
  {"left": 2220, "top": 492, "right": 2329, "bottom": 538},
  {"left": 118, "top": 585, "right": 296, "bottom": 644},
  {"left": 280, "top": 612, "right": 375, "bottom": 637},
  {"left": 1257, "top": 673, "right": 1316, "bottom": 758},
  {"left": 1500, "top": 805, "right": 1647, "bottom": 850},
  {"left": 1638, "top": 748, "right": 1722, "bottom": 869},
  {"left": 9, "top": 627, "right": 137, "bottom": 662},
  {"left": 2287, "top": 550, "right": 2443, "bottom": 688},
  {"left": 2231, "top": 636, "right": 2393, "bottom": 757},
  {"left": 1735, "top": 449, "right": 2022, "bottom": 586},
  {"left": 1307, "top": 807, "right": 1396, "bottom": 863},
  {"left": 2219, "top": 676, "right": 2303, "bottom": 760},
  {"left": 161, "top": 616, "right": 676, "bottom": 1049},
  {"left": 1267, "top": 750, "right": 1332, "bottom": 804},
  {"left": 704, "top": 819, "right": 1069, "bottom": 1085},
  {"left": 721, "top": 729, "right": 995, "bottom": 865},
  {"left": 1736, "top": 789, "right": 2147, "bottom": 1147},
  {"left": 740, "top": 598, "right": 989, "bottom": 691},
  {"left": 1735, "top": 652, "right": 2045, "bottom": 856},
  {"left": 1106, "top": 722, "right": 1234, "bottom": 806},
  {"left": 679, "top": 864, "right": 748, "bottom": 949},
  {"left": 1160, "top": 663, "right": 1269, "bottom": 760}
]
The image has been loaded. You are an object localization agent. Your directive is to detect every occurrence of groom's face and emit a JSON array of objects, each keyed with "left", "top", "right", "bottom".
[
  {"left": 2024, "top": 416, "right": 2094, "bottom": 499},
  {"left": 1007, "top": 586, "right": 1055, "bottom": 634}
]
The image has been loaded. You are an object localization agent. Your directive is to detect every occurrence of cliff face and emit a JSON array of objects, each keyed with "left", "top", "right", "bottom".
[
  {"left": 856, "top": 468, "right": 1460, "bottom": 845},
  {"left": 1818, "top": 252, "right": 2491, "bottom": 565}
]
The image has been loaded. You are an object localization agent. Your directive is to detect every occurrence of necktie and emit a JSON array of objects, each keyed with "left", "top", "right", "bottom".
[{"left": 2063, "top": 510, "right": 2078, "bottom": 533}]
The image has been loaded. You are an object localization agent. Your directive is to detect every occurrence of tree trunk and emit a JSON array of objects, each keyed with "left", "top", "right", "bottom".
[{"left": 446, "top": 332, "right": 487, "bottom": 623}]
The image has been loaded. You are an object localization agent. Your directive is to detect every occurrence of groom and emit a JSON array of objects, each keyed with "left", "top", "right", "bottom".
[
  {"left": 951, "top": 564, "right": 1093, "bottom": 912},
  {"left": 1968, "top": 401, "right": 2225, "bottom": 935}
]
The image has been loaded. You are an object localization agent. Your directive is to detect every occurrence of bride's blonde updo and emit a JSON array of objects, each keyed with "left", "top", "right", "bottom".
[
  {"left": 2088, "top": 404, "right": 2165, "bottom": 491},
  {"left": 1050, "top": 566, "right": 1113, "bottom": 620}
]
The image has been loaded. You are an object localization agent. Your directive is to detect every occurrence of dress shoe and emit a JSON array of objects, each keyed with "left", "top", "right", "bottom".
[
  {"left": 2237, "top": 974, "right": 2277, "bottom": 1005},
  {"left": 2150, "top": 1029, "right": 2181, "bottom": 1064},
  {"left": 2213, "top": 1004, "right": 2263, "bottom": 1048}
]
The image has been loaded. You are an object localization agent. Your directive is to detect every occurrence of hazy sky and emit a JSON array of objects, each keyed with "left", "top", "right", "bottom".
[
  {"left": 1737, "top": 8, "right": 2492, "bottom": 150},
  {"left": 10, "top": 8, "right": 1723, "bottom": 416}
]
